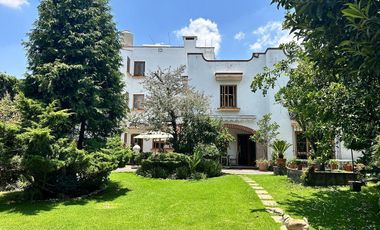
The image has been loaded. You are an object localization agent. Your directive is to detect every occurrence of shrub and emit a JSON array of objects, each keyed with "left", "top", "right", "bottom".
[
  {"left": 194, "top": 143, "right": 220, "bottom": 161},
  {"left": 101, "top": 136, "right": 133, "bottom": 168},
  {"left": 301, "top": 166, "right": 315, "bottom": 186},
  {"left": 190, "top": 172, "right": 207, "bottom": 180},
  {"left": 137, "top": 153, "right": 187, "bottom": 179},
  {"left": 0, "top": 122, "right": 22, "bottom": 191},
  {"left": 175, "top": 166, "right": 190, "bottom": 179},
  {"left": 187, "top": 150, "right": 202, "bottom": 173},
  {"left": 197, "top": 159, "right": 222, "bottom": 178},
  {"left": 137, "top": 151, "right": 222, "bottom": 180},
  {"left": 133, "top": 152, "right": 153, "bottom": 165},
  {"left": 0, "top": 96, "right": 121, "bottom": 199}
]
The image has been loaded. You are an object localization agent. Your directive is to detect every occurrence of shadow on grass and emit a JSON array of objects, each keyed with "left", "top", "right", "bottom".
[
  {"left": 250, "top": 208, "right": 268, "bottom": 213},
  {"left": 282, "top": 186, "right": 380, "bottom": 230},
  {"left": 0, "top": 181, "right": 130, "bottom": 216}
]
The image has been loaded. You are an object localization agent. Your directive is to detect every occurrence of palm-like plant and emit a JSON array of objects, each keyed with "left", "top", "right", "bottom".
[
  {"left": 272, "top": 140, "right": 292, "bottom": 159},
  {"left": 187, "top": 150, "right": 202, "bottom": 173}
]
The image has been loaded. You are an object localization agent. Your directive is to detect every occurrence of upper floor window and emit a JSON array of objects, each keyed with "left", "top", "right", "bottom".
[
  {"left": 220, "top": 85, "right": 237, "bottom": 108},
  {"left": 133, "top": 94, "right": 144, "bottom": 110},
  {"left": 134, "top": 61, "right": 145, "bottom": 77},
  {"left": 126, "top": 57, "right": 131, "bottom": 74}
]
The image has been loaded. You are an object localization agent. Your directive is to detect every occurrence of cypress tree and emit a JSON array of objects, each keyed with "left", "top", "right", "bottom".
[{"left": 24, "top": 0, "right": 126, "bottom": 149}]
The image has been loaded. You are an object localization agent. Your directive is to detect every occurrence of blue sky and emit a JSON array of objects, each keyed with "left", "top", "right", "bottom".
[{"left": 0, "top": 0, "right": 289, "bottom": 78}]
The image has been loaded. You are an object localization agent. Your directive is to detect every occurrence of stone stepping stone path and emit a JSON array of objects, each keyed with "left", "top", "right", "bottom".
[
  {"left": 255, "top": 190, "right": 269, "bottom": 195},
  {"left": 239, "top": 176, "right": 285, "bottom": 227},
  {"left": 257, "top": 194, "right": 273, "bottom": 200},
  {"left": 240, "top": 175, "right": 310, "bottom": 229}
]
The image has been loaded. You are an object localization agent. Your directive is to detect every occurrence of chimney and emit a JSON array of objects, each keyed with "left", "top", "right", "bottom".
[
  {"left": 120, "top": 30, "right": 134, "bottom": 48},
  {"left": 183, "top": 36, "right": 197, "bottom": 49}
]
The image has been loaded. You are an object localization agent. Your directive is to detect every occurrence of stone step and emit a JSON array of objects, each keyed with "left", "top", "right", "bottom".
[
  {"left": 257, "top": 194, "right": 274, "bottom": 200},
  {"left": 265, "top": 207, "right": 285, "bottom": 215},
  {"left": 251, "top": 186, "right": 264, "bottom": 190},
  {"left": 255, "top": 190, "right": 269, "bottom": 195},
  {"left": 262, "top": 200, "right": 278, "bottom": 207}
]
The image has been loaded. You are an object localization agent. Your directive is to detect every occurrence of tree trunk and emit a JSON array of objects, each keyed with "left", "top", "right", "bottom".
[
  {"left": 77, "top": 120, "right": 86, "bottom": 149},
  {"left": 169, "top": 111, "right": 179, "bottom": 152}
]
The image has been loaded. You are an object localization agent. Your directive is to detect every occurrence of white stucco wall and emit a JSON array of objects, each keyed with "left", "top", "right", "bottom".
[
  {"left": 120, "top": 33, "right": 361, "bottom": 162},
  {"left": 265, "top": 49, "right": 294, "bottom": 160},
  {"left": 187, "top": 49, "right": 295, "bottom": 160}
]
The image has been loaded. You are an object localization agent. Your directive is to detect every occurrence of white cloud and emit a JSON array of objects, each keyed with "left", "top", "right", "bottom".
[
  {"left": 249, "top": 21, "right": 297, "bottom": 51},
  {"left": 234, "top": 32, "right": 245, "bottom": 41},
  {"left": 175, "top": 18, "right": 221, "bottom": 55},
  {"left": 0, "top": 0, "right": 29, "bottom": 9}
]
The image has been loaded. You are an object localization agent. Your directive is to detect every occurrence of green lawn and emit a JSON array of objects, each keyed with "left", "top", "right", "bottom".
[
  {"left": 250, "top": 175, "right": 380, "bottom": 230},
  {"left": 0, "top": 173, "right": 279, "bottom": 230}
]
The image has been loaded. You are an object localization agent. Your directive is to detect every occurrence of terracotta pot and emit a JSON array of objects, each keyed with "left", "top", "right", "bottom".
[
  {"left": 258, "top": 162, "right": 268, "bottom": 171},
  {"left": 297, "top": 164, "right": 303, "bottom": 170},
  {"left": 288, "top": 163, "right": 297, "bottom": 169},
  {"left": 276, "top": 158, "right": 287, "bottom": 167},
  {"left": 343, "top": 164, "right": 353, "bottom": 171}
]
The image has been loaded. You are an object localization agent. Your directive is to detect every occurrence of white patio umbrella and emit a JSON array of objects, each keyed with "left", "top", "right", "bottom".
[
  {"left": 133, "top": 131, "right": 173, "bottom": 153},
  {"left": 133, "top": 131, "right": 173, "bottom": 140}
]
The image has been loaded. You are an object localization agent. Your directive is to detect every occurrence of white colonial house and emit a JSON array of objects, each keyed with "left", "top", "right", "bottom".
[{"left": 119, "top": 30, "right": 360, "bottom": 166}]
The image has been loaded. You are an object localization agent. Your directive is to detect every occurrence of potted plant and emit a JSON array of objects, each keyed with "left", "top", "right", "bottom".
[
  {"left": 287, "top": 158, "right": 297, "bottom": 169},
  {"left": 296, "top": 161, "right": 303, "bottom": 170},
  {"left": 257, "top": 159, "right": 269, "bottom": 171},
  {"left": 272, "top": 140, "right": 292, "bottom": 167},
  {"left": 316, "top": 157, "right": 326, "bottom": 171},
  {"left": 268, "top": 160, "right": 275, "bottom": 171},
  {"left": 343, "top": 162, "right": 353, "bottom": 171},
  {"left": 329, "top": 159, "right": 338, "bottom": 170}
]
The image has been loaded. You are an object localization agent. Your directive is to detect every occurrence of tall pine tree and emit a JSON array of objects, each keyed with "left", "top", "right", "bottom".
[{"left": 24, "top": 0, "right": 126, "bottom": 149}]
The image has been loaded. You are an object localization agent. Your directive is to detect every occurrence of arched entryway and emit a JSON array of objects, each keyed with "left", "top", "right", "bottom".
[{"left": 224, "top": 124, "right": 257, "bottom": 166}]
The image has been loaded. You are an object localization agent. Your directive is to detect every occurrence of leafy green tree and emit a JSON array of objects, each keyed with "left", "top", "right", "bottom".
[
  {"left": 250, "top": 113, "right": 279, "bottom": 159},
  {"left": 0, "top": 73, "right": 18, "bottom": 100},
  {"left": 179, "top": 115, "right": 234, "bottom": 155},
  {"left": 252, "top": 44, "right": 337, "bottom": 163},
  {"left": 24, "top": 0, "right": 126, "bottom": 149},
  {"left": 271, "top": 0, "right": 380, "bottom": 152}
]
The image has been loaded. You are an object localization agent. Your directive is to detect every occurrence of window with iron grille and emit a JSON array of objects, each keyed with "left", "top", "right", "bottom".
[
  {"left": 134, "top": 61, "right": 145, "bottom": 77},
  {"left": 220, "top": 85, "right": 237, "bottom": 108},
  {"left": 133, "top": 94, "right": 144, "bottom": 110}
]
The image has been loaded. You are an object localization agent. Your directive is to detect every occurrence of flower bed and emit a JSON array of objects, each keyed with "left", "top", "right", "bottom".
[{"left": 287, "top": 168, "right": 357, "bottom": 186}]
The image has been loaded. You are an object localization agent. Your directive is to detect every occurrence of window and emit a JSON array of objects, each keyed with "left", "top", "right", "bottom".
[
  {"left": 133, "top": 94, "right": 144, "bottom": 110},
  {"left": 152, "top": 140, "right": 166, "bottom": 150},
  {"left": 295, "top": 131, "right": 310, "bottom": 159},
  {"left": 220, "top": 85, "right": 237, "bottom": 108},
  {"left": 126, "top": 57, "right": 131, "bottom": 74},
  {"left": 134, "top": 61, "right": 145, "bottom": 77}
]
